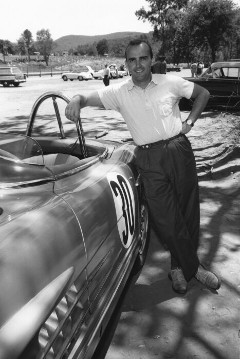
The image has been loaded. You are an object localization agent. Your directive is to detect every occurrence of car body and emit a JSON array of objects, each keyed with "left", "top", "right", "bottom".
[
  {"left": 62, "top": 66, "right": 93, "bottom": 81},
  {"left": 180, "top": 61, "right": 240, "bottom": 110},
  {"left": 166, "top": 64, "right": 181, "bottom": 72},
  {"left": 0, "top": 92, "right": 149, "bottom": 359},
  {"left": 0, "top": 65, "right": 26, "bottom": 87},
  {"left": 118, "top": 65, "right": 128, "bottom": 77},
  {"left": 85, "top": 65, "right": 102, "bottom": 79},
  {"left": 109, "top": 64, "right": 128, "bottom": 78}
]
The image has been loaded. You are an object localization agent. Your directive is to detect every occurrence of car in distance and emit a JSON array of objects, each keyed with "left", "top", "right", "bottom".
[
  {"left": 0, "top": 91, "right": 149, "bottom": 359},
  {"left": 0, "top": 65, "right": 26, "bottom": 87},
  {"left": 86, "top": 66, "right": 104, "bottom": 79},
  {"left": 62, "top": 65, "right": 93, "bottom": 81},
  {"left": 166, "top": 64, "right": 181, "bottom": 72},
  {"left": 180, "top": 61, "right": 240, "bottom": 111},
  {"left": 118, "top": 65, "right": 128, "bottom": 77},
  {"left": 109, "top": 64, "right": 127, "bottom": 78}
]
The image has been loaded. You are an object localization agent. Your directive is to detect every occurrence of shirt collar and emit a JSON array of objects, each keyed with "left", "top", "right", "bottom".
[{"left": 126, "top": 74, "right": 160, "bottom": 91}]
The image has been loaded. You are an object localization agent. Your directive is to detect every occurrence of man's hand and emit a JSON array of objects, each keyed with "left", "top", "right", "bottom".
[
  {"left": 181, "top": 121, "right": 192, "bottom": 134},
  {"left": 65, "top": 95, "right": 81, "bottom": 123},
  {"left": 65, "top": 91, "right": 103, "bottom": 123}
]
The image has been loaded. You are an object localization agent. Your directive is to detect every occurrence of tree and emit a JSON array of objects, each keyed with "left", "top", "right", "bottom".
[
  {"left": 18, "top": 29, "right": 33, "bottom": 62},
  {"left": 96, "top": 39, "right": 109, "bottom": 56},
  {"left": 186, "top": 0, "right": 236, "bottom": 62},
  {"left": 0, "top": 40, "right": 14, "bottom": 62},
  {"left": 135, "top": 0, "right": 188, "bottom": 55},
  {"left": 35, "top": 29, "right": 53, "bottom": 65}
]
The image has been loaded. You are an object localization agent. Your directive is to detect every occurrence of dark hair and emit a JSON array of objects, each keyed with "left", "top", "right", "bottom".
[{"left": 125, "top": 39, "right": 153, "bottom": 60}]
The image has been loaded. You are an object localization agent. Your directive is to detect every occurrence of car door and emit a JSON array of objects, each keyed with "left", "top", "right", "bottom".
[
  {"left": 0, "top": 157, "right": 90, "bottom": 359},
  {"left": 53, "top": 157, "right": 139, "bottom": 318},
  {"left": 197, "top": 66, "right": 239, "bottom": 108}
]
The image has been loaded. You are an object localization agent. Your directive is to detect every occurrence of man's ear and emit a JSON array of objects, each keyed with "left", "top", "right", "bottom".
[{"left": 125, "top": 60, "right": 130, "bottom": 75}]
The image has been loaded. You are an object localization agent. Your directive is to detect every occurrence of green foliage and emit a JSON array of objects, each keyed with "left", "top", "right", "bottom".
[
  {"left": 35, "top": 29, "right": 54, "bottom": 65},
  {"left": 96, "top": 39, "right": 109, "bottom": 56},
  {"left": 17, "top": 29, "right": 34, "bottom": 61},
  {"left": 0, "top": 40, "right": 14, "bottom": 62},
  {"left": 135, "top": 0, "right": 240, "bottom": 63},
  {"left": 186, "top": 0, "right": 236, "bottom": 61}
]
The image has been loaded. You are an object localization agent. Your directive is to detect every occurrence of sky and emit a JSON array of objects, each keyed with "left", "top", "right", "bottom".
[{"left": 0, "top": 0, "right": 153, "bottom": 42}]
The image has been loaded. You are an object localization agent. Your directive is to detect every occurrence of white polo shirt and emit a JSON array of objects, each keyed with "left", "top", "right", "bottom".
[{"left": 98, "top": 74, "right": 194, "bottom": 146}]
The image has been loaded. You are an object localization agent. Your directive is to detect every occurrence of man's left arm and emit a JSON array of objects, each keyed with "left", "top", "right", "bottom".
[{"left": 182, "top": 83, "right": 210, "bottom": 134}]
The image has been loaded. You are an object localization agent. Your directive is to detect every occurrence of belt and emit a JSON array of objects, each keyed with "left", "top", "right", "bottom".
[{"left": 138, "top": 133, "right": 183, "bottom": 149}]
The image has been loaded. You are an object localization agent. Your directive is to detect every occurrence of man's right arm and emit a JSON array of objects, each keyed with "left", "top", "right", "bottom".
[{"left": 65, "top": 91, "right": 104, "bottom": 123}]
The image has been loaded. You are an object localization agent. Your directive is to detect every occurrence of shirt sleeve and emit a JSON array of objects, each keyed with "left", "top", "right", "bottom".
[
  {"left": 97, "top": 84, "right": 121, "bottom": 111},
  {"left": 176, "top": 76, "right": 194, "bottom": 99}
]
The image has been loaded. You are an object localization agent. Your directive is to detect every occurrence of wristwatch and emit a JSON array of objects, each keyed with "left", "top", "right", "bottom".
[{"left": 186, "top": 118, "right": 194, "bottom": 127}]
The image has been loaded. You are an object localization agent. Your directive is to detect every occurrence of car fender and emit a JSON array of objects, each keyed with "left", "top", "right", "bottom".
[{"left": 0, "top": 267, "right": 74, "bottom": 359}]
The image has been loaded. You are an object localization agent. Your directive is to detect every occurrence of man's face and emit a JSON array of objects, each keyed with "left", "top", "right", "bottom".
[{"left": 125, "top": 43, "right": 152, "bottom": 88}]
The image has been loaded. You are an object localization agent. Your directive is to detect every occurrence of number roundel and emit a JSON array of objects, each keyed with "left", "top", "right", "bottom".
[{"left": 107, "top": 172, "right": 135, "bottom": 248}]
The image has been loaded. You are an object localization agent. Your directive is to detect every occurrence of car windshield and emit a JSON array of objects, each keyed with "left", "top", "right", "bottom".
[
  {"left": 0, "top": 135, "right": 44, "bottom": 165},
  {"left": 12, "top": 67, "right": 22, "bottom": 74},
  {"left": 202, "top": 65, "right": 240, "bottom": 79},
  {"left": 78, "top": 67, "right": 88, "bottom": 72}
]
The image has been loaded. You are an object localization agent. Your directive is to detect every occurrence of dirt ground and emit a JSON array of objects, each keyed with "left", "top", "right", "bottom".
[{"left": 104, "top": 111, "right": 240, "bottom": 359}]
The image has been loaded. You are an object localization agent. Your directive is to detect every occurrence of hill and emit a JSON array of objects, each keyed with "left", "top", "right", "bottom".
[{"left": 54, "top": 32, "right": 149, "bottom": 52}]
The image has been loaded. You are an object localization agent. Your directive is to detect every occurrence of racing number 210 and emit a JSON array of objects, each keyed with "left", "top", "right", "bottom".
[{"left": 108, "top": 173, "right": 135, "bottom": 248}]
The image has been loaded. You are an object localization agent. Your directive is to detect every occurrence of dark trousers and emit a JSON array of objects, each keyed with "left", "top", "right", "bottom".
[
  {"left": 103, "top": 75, "right": 110, "bottom": 86},
  {"left": 135, "top": 134, "right": 200, "bottom": 281}
]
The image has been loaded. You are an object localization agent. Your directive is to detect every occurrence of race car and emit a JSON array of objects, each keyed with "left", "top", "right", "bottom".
[{"left": 0, "top": 92, "right": 149, "bottom": 359}]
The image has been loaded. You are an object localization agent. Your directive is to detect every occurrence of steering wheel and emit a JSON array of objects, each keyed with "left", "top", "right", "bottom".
[{"left": 26, "top": 92, "right": 87, "bottom": 158}]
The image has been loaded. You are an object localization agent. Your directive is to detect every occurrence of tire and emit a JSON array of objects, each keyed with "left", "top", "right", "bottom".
[
  {"left": 13, "top": 83, "right": 20, "bottom": 87},
  {"left": 78, "top": 76, "right": 83, "bottom": 81},
  {"left": 3, "top": 81, "right": 9, "bottom": 87},
  {"left": 62, "top": 75, "right": 68, "bottom": 81},
  {"left": 132, "top": 201, "right": 150, "bottom": 275}
]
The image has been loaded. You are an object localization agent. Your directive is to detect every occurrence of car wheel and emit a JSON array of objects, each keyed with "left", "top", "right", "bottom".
[
  {"left": 62, "top": 76, "right": 68, "bottom": 81},
  {"left": 13, "top": 83, "right": 20, "bottom": 87},
  {"left": 132, "top": 201, "right": 150, "bottom": 274},
  {"left": 3, "top": 81, "right": 9, "bottom": 87},
  {"left": 78, "top": 76, "right": 83, "bottom": 81}
]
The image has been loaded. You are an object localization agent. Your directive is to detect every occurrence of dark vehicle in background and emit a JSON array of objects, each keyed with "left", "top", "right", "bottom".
[
  {"left": 180, "top": 61, "right": 240, "bottom": 111},
  {"left": 0, "top": 92, "right": 149, "bottom": 359},
  {"left": 0, "top": 65, "right": 26, "bottom": 87},
  {"left": 166, "top": 64, "right": 181, "bottom": 72}
]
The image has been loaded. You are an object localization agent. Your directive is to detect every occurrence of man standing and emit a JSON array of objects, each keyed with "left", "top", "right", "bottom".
[
  {"left": 190, "top": 61, "right": 198, "bottom": 77},
  {"left": 152, "top": 55, "right": 167, "bottom": 74},
  {"left": 103, "top": 64, "right": 110, "bottom": 86},
  {"left": 65, "top": 39, "right": 221, "bottom": 295}
]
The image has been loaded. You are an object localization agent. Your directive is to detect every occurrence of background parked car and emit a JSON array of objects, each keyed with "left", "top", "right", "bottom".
[
  {"left": 86, "top": 66, "right": 104, "bottom": 79},
  {"left": 109, "top": 64, "right": 127, "bottom": 79},
  {"left": 62, "top": 65, "right": 93, "bottom": 81},
  {"left": 0, "top": 65, "right": 26, "bottom": 87},
  {"left": 166, "top": 64, "right": 182, "bottom": 72},
  {"left": 180, "top": 61, "right": 240, "bottom": 111},
  {"left": 118, "top": 64, "right": 129, "bottom": 77}
]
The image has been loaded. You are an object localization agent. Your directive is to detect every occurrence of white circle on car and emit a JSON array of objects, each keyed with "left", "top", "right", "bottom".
[{"left": 107, "top": 172, "right": 135, "bottom": 248}]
